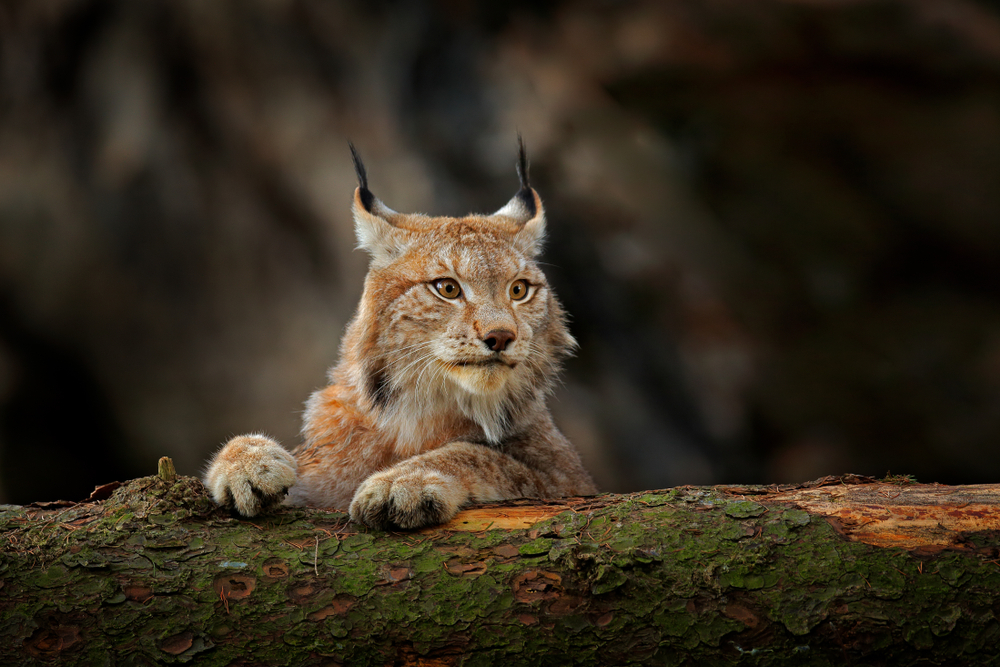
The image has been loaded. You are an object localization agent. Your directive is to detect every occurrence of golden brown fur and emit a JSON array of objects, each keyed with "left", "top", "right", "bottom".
[{"left": 205, "top": 143, "right": 595, "bottom": 529}]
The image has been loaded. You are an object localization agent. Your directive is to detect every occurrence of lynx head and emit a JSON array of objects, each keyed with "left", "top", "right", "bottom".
[{"left": 343, "top": 140, "right": 576, "bottom": 445}]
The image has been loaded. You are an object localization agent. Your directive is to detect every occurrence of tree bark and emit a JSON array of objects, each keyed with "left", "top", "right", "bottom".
[{"left": 1, "top": 470, "right": 999, "bottom": 666}]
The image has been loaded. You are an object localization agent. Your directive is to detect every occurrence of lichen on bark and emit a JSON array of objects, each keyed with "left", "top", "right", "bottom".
[{"left": 2, "top": 474, "right": 1000, "bottom": 665}]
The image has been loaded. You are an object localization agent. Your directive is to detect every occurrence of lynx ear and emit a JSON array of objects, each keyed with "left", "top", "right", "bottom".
[
  {"left": 494, "top": 136, "right": 547, "bottom": 258},
  {"left": 350, "top": 144, "right": 408, "bottom": 262}
]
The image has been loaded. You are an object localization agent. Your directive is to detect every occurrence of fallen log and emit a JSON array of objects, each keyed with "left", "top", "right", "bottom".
[{"left": 1, "top": 463, "right": 999, "bottom": 666}]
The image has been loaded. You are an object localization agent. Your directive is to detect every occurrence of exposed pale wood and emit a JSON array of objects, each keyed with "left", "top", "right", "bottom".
[
  {"left": 426, "top": 505, "right": 571, "bottom": 532},
  {"left": 762, "top": 483, "right": 1000, "bottom": 550}
]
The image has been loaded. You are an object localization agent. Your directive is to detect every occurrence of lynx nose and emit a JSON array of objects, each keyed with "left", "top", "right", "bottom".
[{"left": 483, "top": 329, "right": 516, "bottom": 352}]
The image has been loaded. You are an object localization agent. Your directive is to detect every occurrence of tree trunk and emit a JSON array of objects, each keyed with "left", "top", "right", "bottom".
[{"left": 1, "top": 467, "right": 999, "bottom": 666}]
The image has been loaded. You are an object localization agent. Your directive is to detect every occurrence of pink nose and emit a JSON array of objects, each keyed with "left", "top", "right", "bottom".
[{"left": 483, "top": 329, "right": 516, "bottom": 352}]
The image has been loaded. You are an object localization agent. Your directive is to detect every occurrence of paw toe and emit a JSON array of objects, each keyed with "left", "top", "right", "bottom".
[
  {"left": 204, "top": 434, "right": 297, "bottom": 518},
  {"left": 349, "top": 473, "right": 458, "bottom": 530},
  {"left": 348, "top": 480, "right": 395, "bottom": 530}
]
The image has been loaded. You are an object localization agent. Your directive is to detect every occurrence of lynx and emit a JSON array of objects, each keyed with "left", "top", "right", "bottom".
[{"left": 204, "top": 141, "right": 596, "bottom": 529}]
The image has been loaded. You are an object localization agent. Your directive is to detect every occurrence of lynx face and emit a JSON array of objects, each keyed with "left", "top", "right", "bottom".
[
  {"left": 340, "top": 146, "right": 576, "bottom": 453},
  {"left": 350, "top": 201, "right": 575, "bottom": 450},
  {"left": 378, "top": 226, "right": 559, "bottom": 392}
]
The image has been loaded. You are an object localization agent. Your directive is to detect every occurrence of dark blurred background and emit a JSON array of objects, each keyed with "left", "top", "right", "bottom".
[{"left": 2, "top": 0, "right": 1000, "bottom": 504}]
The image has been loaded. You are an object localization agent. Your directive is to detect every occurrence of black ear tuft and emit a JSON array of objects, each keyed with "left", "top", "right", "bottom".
[
  {"left": 349, "top": 142, "right": 375, "bottom": 212},
  {"left": 516, "top": 133, "right": 530, "bottom": 190},
  {"left": 515, "top": 134, "right": 536, "bottom": 217}
]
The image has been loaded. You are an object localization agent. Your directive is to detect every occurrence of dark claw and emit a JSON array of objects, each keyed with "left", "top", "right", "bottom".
[
  {"left": 222, "top": 487, "right": 235, "bottom": 511},
  {"left": 246, "top": 483, "right": 286, "bottom": 514},
  {"left": 419, "top": 496, "right": 446, "bottom": 525},
  {"left": 362, "top": 498, "right": 396, "bottom": 531}
]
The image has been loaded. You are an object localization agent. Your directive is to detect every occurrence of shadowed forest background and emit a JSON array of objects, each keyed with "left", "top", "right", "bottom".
[{"left": 2, "top": 0, "right": 1000, "bottom": 504}]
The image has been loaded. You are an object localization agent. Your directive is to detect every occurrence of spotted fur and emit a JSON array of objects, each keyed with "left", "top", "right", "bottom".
[{"left": 204, "top": 144, "right": 596, "bottom": 529}]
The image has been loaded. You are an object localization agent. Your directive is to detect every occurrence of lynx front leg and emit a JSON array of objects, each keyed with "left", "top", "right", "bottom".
[
  {"left": 204, "top": 434, "right": 298, "bottom": 517},
  {"left": 349, "top": 441, "right": 543, "bottom": 530}
]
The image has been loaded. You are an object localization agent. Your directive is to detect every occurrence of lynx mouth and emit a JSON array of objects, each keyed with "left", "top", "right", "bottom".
[{"left": 451, "top": 358, "right": 516, "bottom": 369}]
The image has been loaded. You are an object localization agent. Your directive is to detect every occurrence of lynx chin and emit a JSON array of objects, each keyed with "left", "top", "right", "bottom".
[{"left": 204, "top": 139, "right": 596, "bottom": 529}]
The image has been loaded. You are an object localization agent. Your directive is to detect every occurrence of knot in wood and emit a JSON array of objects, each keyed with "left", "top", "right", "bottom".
[{"left": 213, "top": 574, "right": 255, "bottom": 601}]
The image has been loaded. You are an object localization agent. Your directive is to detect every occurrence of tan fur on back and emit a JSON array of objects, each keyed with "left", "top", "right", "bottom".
[{"left": 204, "top": 146, "right": 596, "bottom": 529}]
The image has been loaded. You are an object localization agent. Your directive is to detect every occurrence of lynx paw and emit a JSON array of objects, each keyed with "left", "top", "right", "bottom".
[
  {"left": 349, "top": 468, "right": 465, "bottom": 530},
  {"left": 204, "top": 434, "right": 297, "bottom": 517}
]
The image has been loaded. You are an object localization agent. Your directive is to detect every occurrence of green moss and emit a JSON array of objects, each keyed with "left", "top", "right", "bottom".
[
  {"left": 31, "top": 564, "right": 73, "bottom": 589},
  {"left": 518, "top": 537, "right": 553, "bottom": 556},
  {"left": 724, "top": 500, "right": 768, "bottom": 519},
  {"left": 695, "top": 613, "right": 741, "bottom": 647},
  {"left": 3, "top": 477, "right": 1000, "bottom": 665},
  {"left": 591, "top": 564, "right": 628, "bottom": 594},
  {"left": 781, "top": 509, "right": 811, "bottom": 526},
  {"left": 0, "top": 506, "right": 26, "bottom": 526},
  {"left": 720, "top": 521, "right": 753, "bottom": 541},
  {"left": 653, "top": 599, "right": 696, "bottom": 638}
]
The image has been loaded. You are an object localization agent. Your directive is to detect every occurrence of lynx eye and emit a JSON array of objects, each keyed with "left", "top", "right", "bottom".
[
  {"left": 509, "top": 279, "right": 530, "bottom": 301},
  {"left": 433, "top": 278, "right": 462, "bottom": 299}
]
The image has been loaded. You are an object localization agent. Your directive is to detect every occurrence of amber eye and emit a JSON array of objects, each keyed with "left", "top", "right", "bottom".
[
  {"left": 433, "top": 278, "right": 462, "bottom": 299},
  {"left": 509, "top": 279, "right": 530, "bottom": 301}
]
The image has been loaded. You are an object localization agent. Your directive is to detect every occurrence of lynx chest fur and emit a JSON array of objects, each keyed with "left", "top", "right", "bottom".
[{"left": 205, "top": 142, "right": 595, "bottom": 529}]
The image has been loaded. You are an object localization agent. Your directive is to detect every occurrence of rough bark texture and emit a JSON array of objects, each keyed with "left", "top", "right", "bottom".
[{"left": 1, "top": 472, "right": 999, "bottom": 666}]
